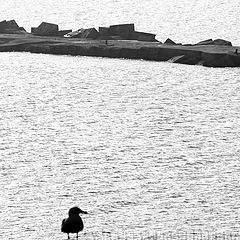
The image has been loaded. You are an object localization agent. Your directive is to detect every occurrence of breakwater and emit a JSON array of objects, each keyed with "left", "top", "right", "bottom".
[{"left": 0, "top": 20, "right": 240, "bottom": 67}]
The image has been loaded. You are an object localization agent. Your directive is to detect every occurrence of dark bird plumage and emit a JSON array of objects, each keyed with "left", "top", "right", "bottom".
[{"left": 61, "top": 207, "right": 88, "bottom": 239}]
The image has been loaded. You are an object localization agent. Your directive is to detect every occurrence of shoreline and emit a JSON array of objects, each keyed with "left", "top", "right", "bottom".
[{"left": 0, "top": 33, "right": 240, "bottom": 67}]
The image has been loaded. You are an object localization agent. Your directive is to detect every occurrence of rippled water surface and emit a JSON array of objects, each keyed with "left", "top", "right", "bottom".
[
  {"left": 1, "top": 52, "right": 240, "bottom": 239},
  {"left": 1, "top": 1, "right": 240, "bottom": 239}
]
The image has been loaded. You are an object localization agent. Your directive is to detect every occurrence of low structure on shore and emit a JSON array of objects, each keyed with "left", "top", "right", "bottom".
[{"left": 0, "top": 19, "right": 239, "bottom": 68}]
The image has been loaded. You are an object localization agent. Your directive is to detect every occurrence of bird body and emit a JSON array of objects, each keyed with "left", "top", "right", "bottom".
[
  {"left": 61, "top": 215, "right": 84, "bottom": 233},
  {"left": 61, "top": 207, "right": 88, "bottom": 239}
]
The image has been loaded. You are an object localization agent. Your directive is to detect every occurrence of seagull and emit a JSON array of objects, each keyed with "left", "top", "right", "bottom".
[{"left": 61, "top": 207, "right": 88, "bottom": 239}]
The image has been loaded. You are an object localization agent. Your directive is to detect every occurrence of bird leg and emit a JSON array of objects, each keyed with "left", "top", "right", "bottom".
[
  {"left": 67, "top": 233, "right": 70, "bottom": 239},
  {"left": 76, "top": 232, "right": 78, "bottom": 239}
]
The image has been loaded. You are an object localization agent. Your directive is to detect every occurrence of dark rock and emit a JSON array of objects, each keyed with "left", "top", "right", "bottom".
[
  {"left": 110, "top": 36, "right": 124, "bottom": 40},
  {"left": 75, "top": 46, "right": 88, "bottom": 55},
  {"left": 164, "top": 38, "right": 176, "bottom": 45},
  {"left": 99, "top": 24, "right": 158, "bottom": 41},
  {"left": 68, "top": 45, "right": 95, "bottom": 56},
  {"left": 50, "top": 44, "right": 89, "bottom": 56},
  {"left": 93, "top": 46, "right": 106, "bottom": 57},
  {"left": 109, "top": 35, "right": 124, "bottom": 40},
  {"left": 184, "top": 55, "right": 202, "bottom": 65},
  {"left": 201, "top": 52, "right": 238, "bottom": 67},
  {"left": 86, "top": 46, "right": 101, "bottom": 56},
  {"left": 55, "top": 30, "right": 72, "bottom": 37},
  {"left": 196, "top": 39, "right": 213, "bottom": 45},
  {"left": 99, "top": 27, "right": 110, "bottom": 36},
  {"left": 59, "top": 44, "right": 70, "bottom": 55},
  {"left": 49, "top": 44, "right": 63, "bottom": 54},
  {"left": 31, "top": 27, "right": 37, "bottom": 34},
  {"left": 66, "top": 28, "right": 99, "bottom": 39},
  {"left": 0, "top": 19, "right": 24, "bottom": 33},
  {"left": 32, "top": 22, "right": 59, "bottom": 36},
  {"left": 120, "top": 48, "right": 139, "bottom": 59},
  {"left": 6, "top": 20, "right": 20, "bottom": 30},
  {"left": 109, "top": 23, "right": 134, "bottom": 39},
  {"left": 212, "top": 39, "right": 232, "bottom": 46},
  {"left": 167, "top": 55, "right": 185, "bottom": 63},
  {"left": 19, "top": 27, "right": 27, "bottom": 32},
  {"left": 110, "top": 23, "right": 134, "bottom": 34},
  {"left": 108, "top": 47, "right": 123, "bottom": 58},
  {"left": 0, "top": 20, "right": 8, "bottom": 32},
  {"left": 157, "top": 47, "right": 201, "bottom": 62},
  {"left": 81, "top": 28, "right": 99, "bottom": 39},
  {"left": 99, "top": 47, "right": 110, "bottom": 57},
  {"left": 65, "top": 29, "right": 81, "bottom": 38},
  {"left": 3, "top": 29, "right": 28, "bottom": 34},
  {"left": 67, "top": 45, "right": 77, "bottom": 55},
  {"left": 229, "top": 53, "right": 240, "bottom": 66},
  {"left": 168, "top": 54, "right": 202, "bottom": 65},
  {"left": 49, "top": 44, "right": 70, "bottom": 55},
  {"left": 0, "top": 45, "right": 13, "bottom": 52},
  {"left": 139, "top": 47, "right": 161, "bottom": 60},
  {"left": 105, "top": 47, "right": 139, "bottom": 59},
  {"left": 98, "top": 35, "right": 111, "bottom": 40},
  {"left": 196, "top": 39, "right": 232, "bottom": 46},
  {"left": 130, "top": 31, "right": 157, "bottom": 42},
  {"left": 203, "top": 55, "right": 233, "bottom": 67},
  {"left": 12, "top": 43, "right": 29, "bottom": 52},
  {"left": 24, "top": 44, "right": 50, "bottom": 54}
]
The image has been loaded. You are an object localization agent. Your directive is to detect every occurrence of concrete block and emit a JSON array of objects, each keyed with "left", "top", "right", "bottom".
[
  {"left": 6, "top": 20, "right": 20, "bottom": 29},
  {"left": 131, "top": 31, "right": 156, "bottom": 42},
  {"left": 0, "top": 19, "right": 22, "bottom": 33},
  {"left": 99, "top": 27, "right": 110, "bottom": 36},
  {"left": 32, "top": 22, "right": 59, "bottom": 36},
  {"left": 196, "top": 39, "right": 213, "bottom": 45},
  {"left": 213, "top": 39, "right": 232, "bottom": 46},
  {"left": 109, "top": 23, "right": 134, "bottom": 38},
  {"left": 164, "top": 38, "right": 177, "bottom": 45},
  {"left": 0, "top": 20, "right": 7, "bottom": 32},
  {"left": 56, "top": 30, "right": 72, "bottom": 36},
  {"left": 66, "top": 28, "right": 99, "bottom": 39}
]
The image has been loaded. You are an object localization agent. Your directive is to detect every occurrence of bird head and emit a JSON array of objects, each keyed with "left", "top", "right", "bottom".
[{"left": 69, "top": 207, "right": 88, "bottom": 216}]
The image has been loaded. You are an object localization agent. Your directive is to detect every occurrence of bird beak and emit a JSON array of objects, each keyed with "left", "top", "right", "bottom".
[{"left": 81, "top": 210, "right": 88, "bottom": 214}]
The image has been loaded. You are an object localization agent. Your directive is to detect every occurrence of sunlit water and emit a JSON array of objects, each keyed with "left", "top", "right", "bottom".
[{"left": 1, "top": 1, "right": 240, "bottom": 239}]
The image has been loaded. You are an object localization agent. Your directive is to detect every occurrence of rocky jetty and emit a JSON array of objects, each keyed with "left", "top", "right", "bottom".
[{"left": 0, "top": 19, "right": 239, "bottom": 68}]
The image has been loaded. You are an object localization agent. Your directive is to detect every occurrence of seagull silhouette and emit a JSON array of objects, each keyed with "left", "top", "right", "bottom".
[{"left": 61, "top": 207, "right": 88, "bottom": 239}]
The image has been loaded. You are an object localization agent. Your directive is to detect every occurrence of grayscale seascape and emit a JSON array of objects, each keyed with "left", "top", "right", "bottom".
[{"left": 1, "top": 1, "right": 240, "bottom": 239}]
